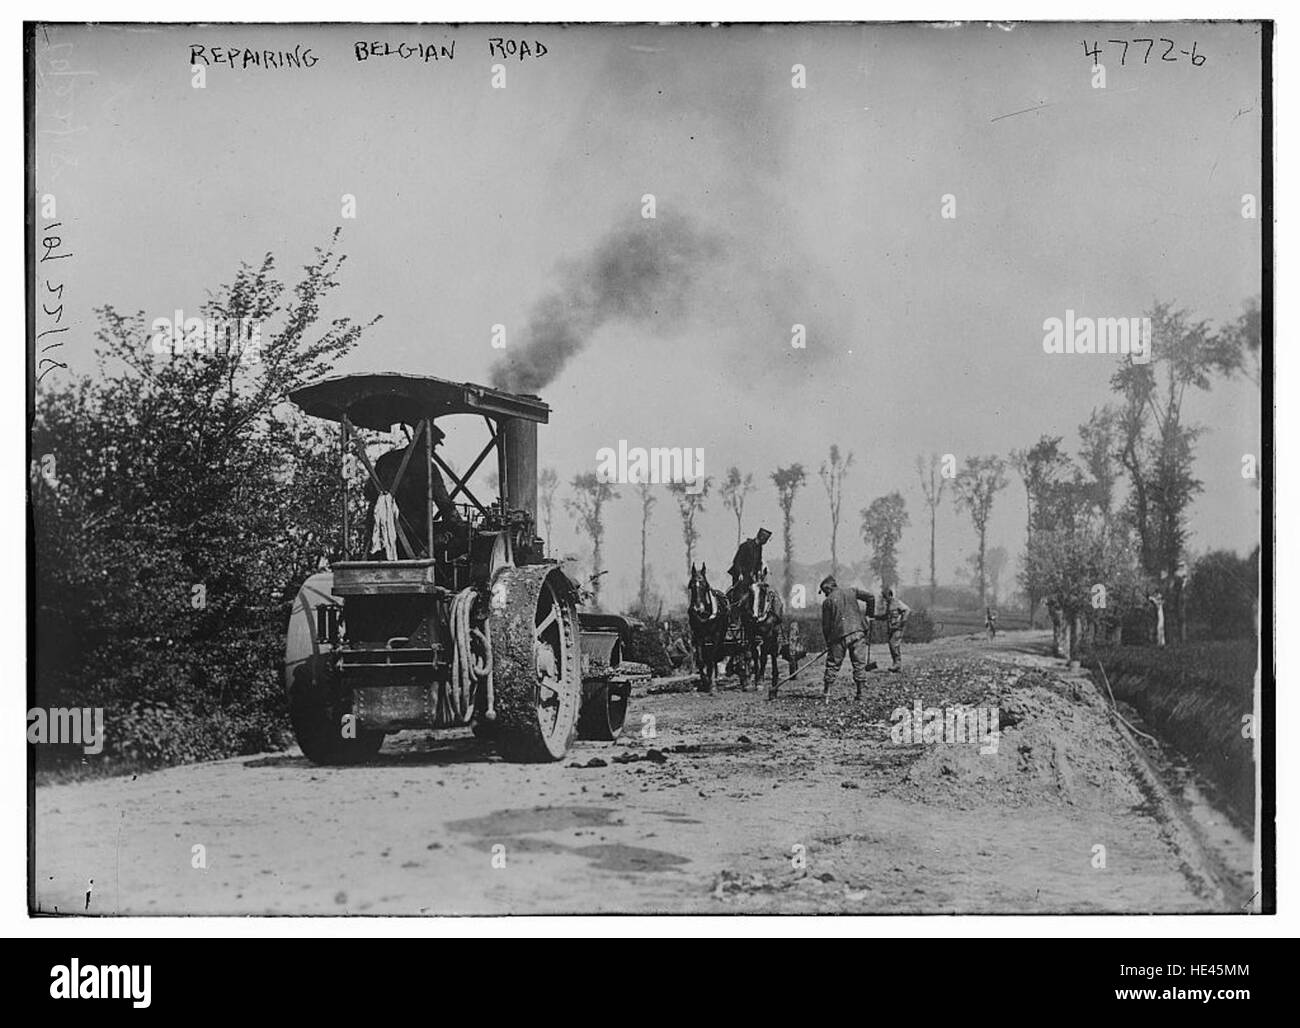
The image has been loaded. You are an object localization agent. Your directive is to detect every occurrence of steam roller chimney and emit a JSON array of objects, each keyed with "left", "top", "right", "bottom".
[{"left": 502, "top": 415, "right": 538, "bottom": 525}]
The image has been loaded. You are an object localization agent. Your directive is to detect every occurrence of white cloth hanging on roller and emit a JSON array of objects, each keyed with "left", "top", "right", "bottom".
[{"left": 370, "top": 492, "right": 400, "bottom": 560}]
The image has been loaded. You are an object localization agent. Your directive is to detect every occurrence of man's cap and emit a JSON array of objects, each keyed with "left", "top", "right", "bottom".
[
  {"left": 819, "top": 575, "right": 837, "bottom": 590},
  {"left": 757, "top": 527, "right": 773, "bottom": 541}
]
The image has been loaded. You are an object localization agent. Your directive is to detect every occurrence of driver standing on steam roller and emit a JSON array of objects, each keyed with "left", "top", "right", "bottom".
[{"left": 364, "top": 423, "right": 462, "bottom": 560}]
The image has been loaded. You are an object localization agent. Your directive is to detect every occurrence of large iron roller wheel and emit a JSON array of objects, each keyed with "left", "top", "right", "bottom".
[{"left": 488, "top": 566, "right": 582, "bottom": 762}]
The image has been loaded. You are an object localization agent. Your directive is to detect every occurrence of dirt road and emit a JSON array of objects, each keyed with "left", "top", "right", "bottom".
[{"left": 33, "top": 630, "right": 1247, "bottom": 915}]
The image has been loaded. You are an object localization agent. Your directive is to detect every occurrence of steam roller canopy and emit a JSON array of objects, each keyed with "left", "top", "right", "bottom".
[{"left": 487, "top": 564, "right": 582, "bottom": 761}]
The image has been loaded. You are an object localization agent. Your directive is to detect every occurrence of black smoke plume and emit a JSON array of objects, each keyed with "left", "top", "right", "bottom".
[{"left": 490, "top": 212, "right": 721, "bottom": 393}]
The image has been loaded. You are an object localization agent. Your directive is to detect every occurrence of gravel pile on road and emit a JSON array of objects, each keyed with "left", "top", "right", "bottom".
[
  {"left": 599, "top": 654, "right": 1144, "bottom": 814},
  {"left": 897, "top": 663, "right": 1144, "bottom": 810}
]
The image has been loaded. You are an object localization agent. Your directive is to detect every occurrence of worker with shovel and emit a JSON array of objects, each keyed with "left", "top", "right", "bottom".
[{"left": 819, "top": 575, "right": 877, "bottom": 702}]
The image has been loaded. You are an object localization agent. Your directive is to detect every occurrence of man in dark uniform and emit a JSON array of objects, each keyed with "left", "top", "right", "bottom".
[
  {"left": 819, "top": 574, "right": 875, "bottom": 702},
  {"left": 364, "top": 423, "right": 462, "bottom": 559},
  {"left": 728, "top": 527, "right": 772, "bottom": 600},
  {"left": 725, "top": 529, "right": 774, "bottom": 674}
]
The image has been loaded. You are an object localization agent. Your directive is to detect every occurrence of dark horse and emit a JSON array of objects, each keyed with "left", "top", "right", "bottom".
[
  {"left": 687, "top": 563, "right": 732, "bottom": 692},
  {"left": 744, "top": 569, "right": 785, "bottom": 697}
]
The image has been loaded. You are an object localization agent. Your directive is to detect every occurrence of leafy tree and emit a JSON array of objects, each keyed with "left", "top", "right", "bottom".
[
  {"left": 1224, "top": 295, "right": 1262, "bottom": 389},
  {"left": 1111, "top": 302, "right": 1242, "bottom": 643},
  {"left": 720, "top": 466, "right": 755, "bottom": 547},
  {"left": 31, "top": 229, "right": 379, "bottom": 765},
  {"left": 564, "top": 472, "right": 620, "bottom": 608},
  {"left": 1187, "top": 547, "right": 1260, "bottom": 640},
  {"left": 952, "top": 455, "right": 1008, "bottom": 606},
  {"left": 860, "top": 491, "right": 909, "bottom": 591},
  {"left": 1022, "top": 524, "right": 1144, "bottom": 661},
  {"left": 1111, "top": 302, "right": 1240, "bottom": 582},
  {"left": 668, "top": 478, "right": 712, "bottom": 581},
  {"left": 1009, "top": 437, "right": 1070, "bottom": 624},
  {"left": 1013, "top": 432, "right": 1144, "bottom": 658},
  {"left": 1077, "top": 407, "right": 1121, "bottom": 520},
  {"left": 1223, "top": 295, "right": 1263, "bottom": 493}
]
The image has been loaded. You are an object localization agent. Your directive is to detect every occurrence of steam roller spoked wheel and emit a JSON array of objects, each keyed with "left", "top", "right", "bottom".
[{"left": 488, "top": 566, "right": 582, "bottom": 762}]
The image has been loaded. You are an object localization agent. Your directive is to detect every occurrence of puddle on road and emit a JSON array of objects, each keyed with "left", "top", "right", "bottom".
[
  {"left": 635, "top": 809, "right": 704, "bottom": 825},
  {"left": 446, "top": 806, "right": 616, "bottom": 836},
  {"left": 573, "top": 844, "right": 690, "bottom": 872},
  {"left": 445, "top": 807, "right": 690, "bottom": 873},
  {"left": 490, "top": 836, "right": 573, "bottom": 855}
]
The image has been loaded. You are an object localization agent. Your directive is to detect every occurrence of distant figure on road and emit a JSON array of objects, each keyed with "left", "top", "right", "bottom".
[
  {"left": 879, "top": 588, "right": 911, "bottom": 673},
  {"left": 819, "top": 575, "right": 875, "bottom": 702},
  {"left": 985, "top": 606, "right": 998, "bottom": 640}
]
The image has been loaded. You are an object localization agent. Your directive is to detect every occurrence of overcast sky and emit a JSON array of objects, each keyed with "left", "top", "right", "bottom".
[{"left": 34, "top": 22, "right": 1264, "bottom": 610}]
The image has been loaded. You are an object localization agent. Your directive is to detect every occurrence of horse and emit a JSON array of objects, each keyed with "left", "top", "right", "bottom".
[
  {"left": 744, "top": 569, "right": 784, "bottom": 696},
  {"left": 687, "top": 563, "right": 730, "bottom": 692}
]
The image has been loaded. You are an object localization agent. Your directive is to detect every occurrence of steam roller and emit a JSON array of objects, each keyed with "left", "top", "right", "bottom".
[{"left": 281, "top": 372, "right": 647, "bottom": 765}]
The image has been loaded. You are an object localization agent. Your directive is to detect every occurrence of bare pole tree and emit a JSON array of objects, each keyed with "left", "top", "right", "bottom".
[
  {"left": 952, "top": 455, "right": 1009, "bottom": 607},
  {"left": 564, "top": 472, "right": 619, "bottom": 608},
  {"left": 915, "top": 454, "right": 946, "bottom": 609},
  {"left": 668, "top": 478, "right": 712, "bottom": 581},
  {"left": 771, "top": 463, "right": 807, "bottom": 603},
  {"left": 720, "top": 466, "right": 755, "bottom": 547},
  {"left": 538, "top": 466, "right": 559, "bottom": 557},
  {"left": 819, "top": 444, "right": 854, "bottom": 579},
  {"left": 635, "top": 480, "right": 657, "bottom": 613}
]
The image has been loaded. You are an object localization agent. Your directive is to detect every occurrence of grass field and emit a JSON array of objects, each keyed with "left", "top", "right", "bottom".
[{"left": 1087, "top": 640, "right": 1258, "bottom": 830}]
